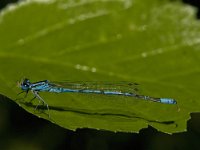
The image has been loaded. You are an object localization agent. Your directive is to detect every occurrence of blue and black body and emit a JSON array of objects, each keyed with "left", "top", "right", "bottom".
[{"left": 19, "top": 78, "right": 177, "bottom": 117}]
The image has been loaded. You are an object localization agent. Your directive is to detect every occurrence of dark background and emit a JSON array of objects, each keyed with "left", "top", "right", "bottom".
[{"left": 0, "top": 0, "right": 200, "bottom": 150}]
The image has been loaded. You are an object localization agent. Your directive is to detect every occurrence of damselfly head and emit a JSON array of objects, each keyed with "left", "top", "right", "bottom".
[{"left": 20, "top": 78, "right": 31, "bottom": 91}]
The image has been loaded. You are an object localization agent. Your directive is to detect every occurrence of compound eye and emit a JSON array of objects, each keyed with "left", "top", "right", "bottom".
[{"left": 22, "top": 83, "right": 26, "bottom": 86}]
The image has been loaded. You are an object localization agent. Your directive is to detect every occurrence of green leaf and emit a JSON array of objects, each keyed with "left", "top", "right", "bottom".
[{"left": 0, "top": 0, "right": 199, "bottom": 134}]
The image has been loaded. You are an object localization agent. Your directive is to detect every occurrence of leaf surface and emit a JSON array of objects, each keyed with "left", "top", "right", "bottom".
[{"left": 0, "top": 0, "right": 200, "bottom": 133}]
